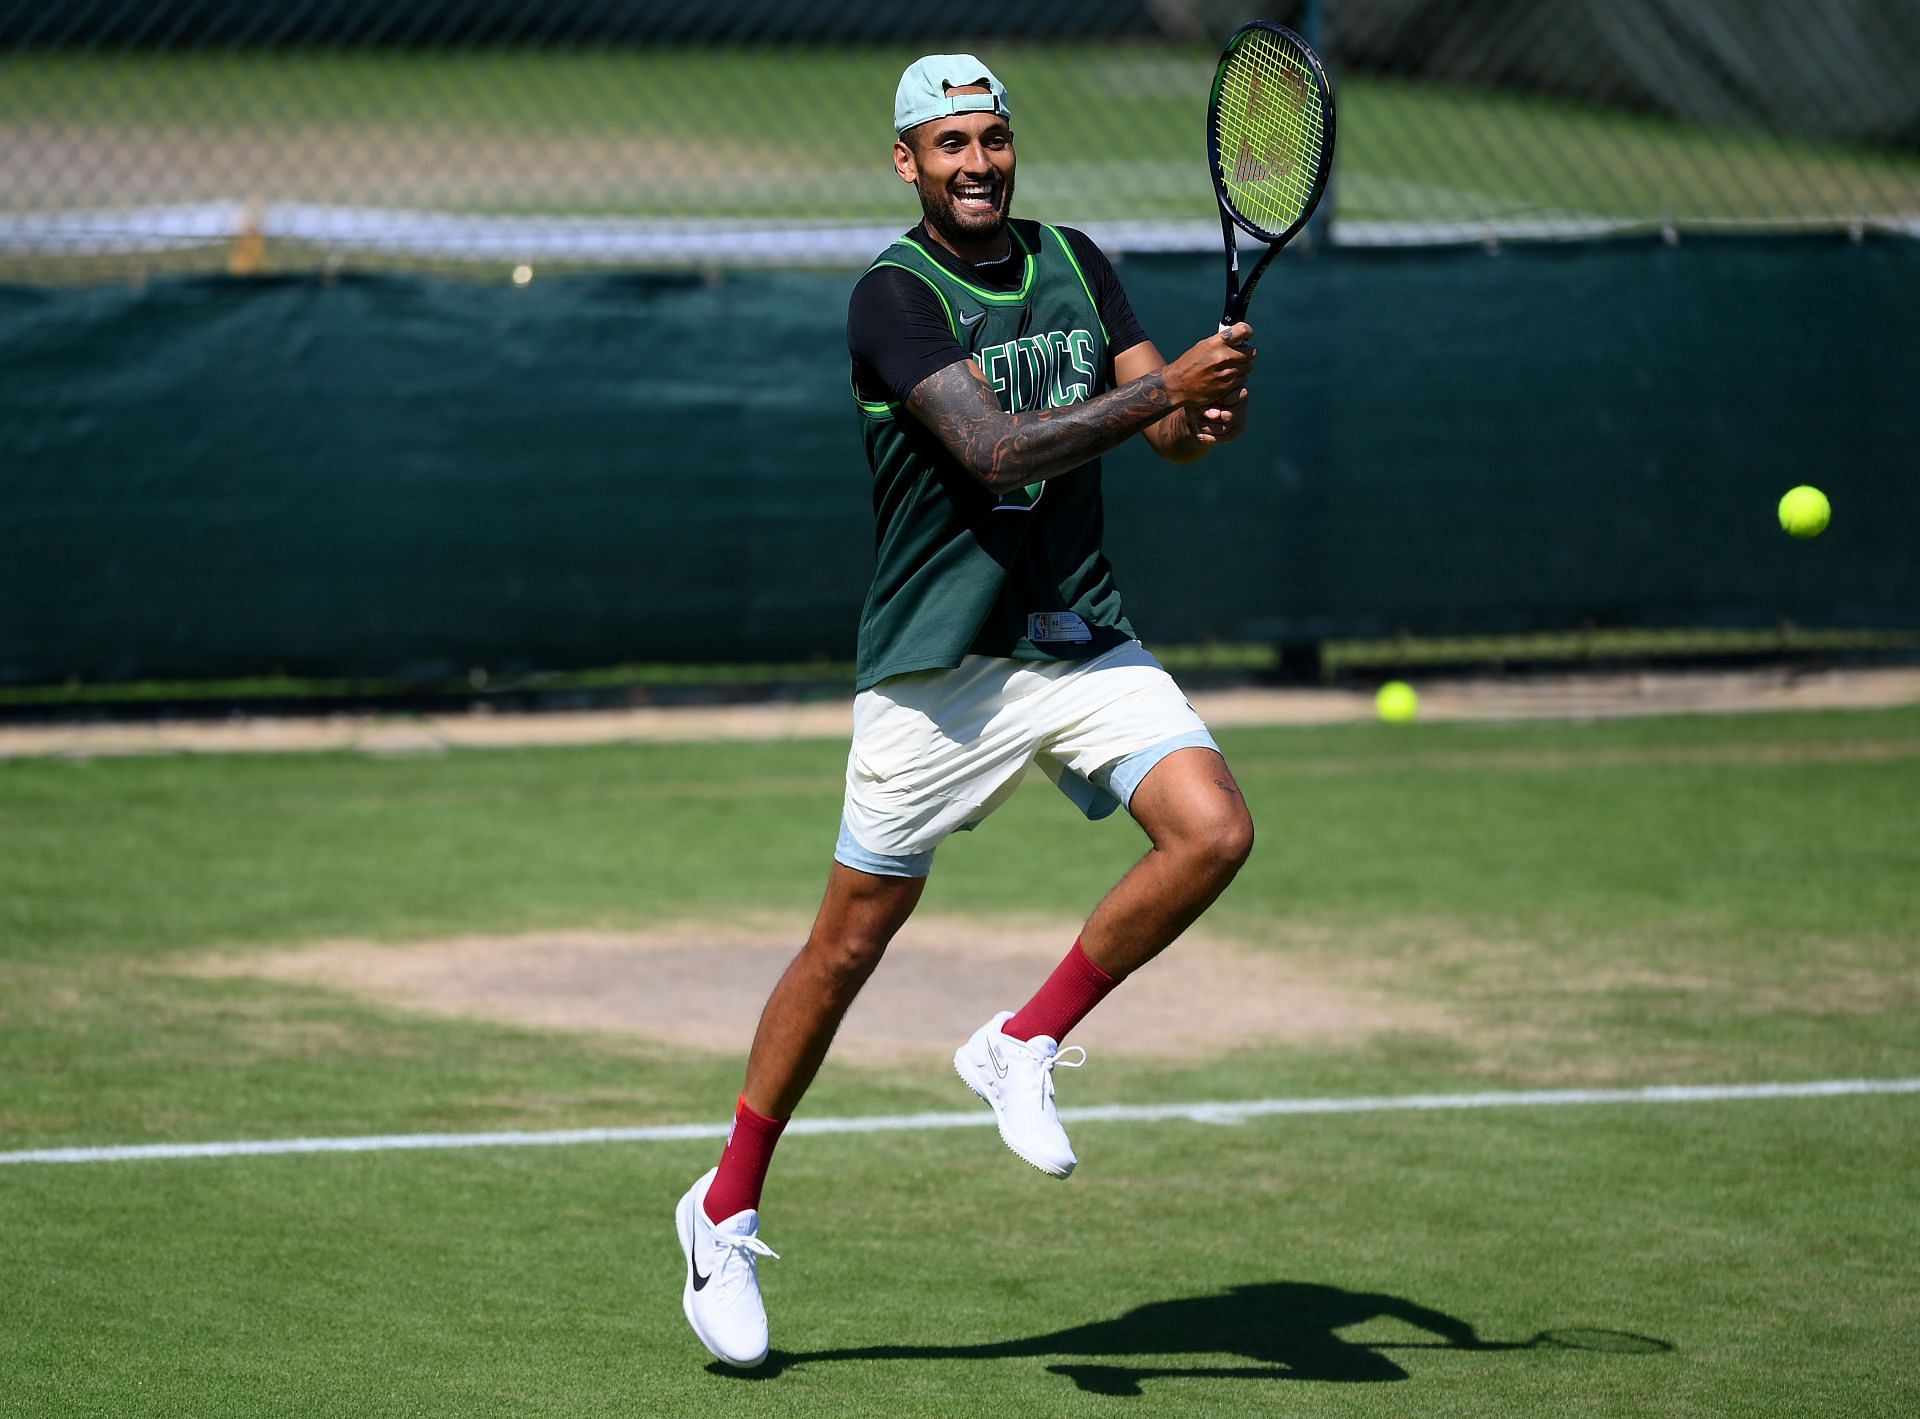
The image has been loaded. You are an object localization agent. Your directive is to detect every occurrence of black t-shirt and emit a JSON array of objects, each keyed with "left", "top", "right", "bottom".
[{"left": 848, "top": 223, "right": 1152, "bottom": 407}]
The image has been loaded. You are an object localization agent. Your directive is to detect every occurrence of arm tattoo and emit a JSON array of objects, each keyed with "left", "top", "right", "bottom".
[
  {"left": 906, "top": 361, "right": 1175, "bottom": 494},
  {"left": 1144, "top": 404, "right": 1208, "bottom": 465}
]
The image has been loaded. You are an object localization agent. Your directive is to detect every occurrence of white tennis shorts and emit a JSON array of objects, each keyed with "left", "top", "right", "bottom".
[{"left": 835, "top": 640, "right": 1218, "bottom": 878}]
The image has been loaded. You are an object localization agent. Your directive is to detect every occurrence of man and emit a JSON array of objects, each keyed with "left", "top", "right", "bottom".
[{"left": 676, "top": 54, "right": 1257, "bottom": 1369}]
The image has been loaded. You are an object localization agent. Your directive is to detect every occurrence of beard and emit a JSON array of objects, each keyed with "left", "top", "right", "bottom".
[{"left": 916, "top": 170, "right": 1016, "bottom": 251}]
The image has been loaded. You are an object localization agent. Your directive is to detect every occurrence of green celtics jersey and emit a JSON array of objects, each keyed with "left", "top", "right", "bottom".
[{"left": 851, "top": 219, "right": 1137, "bottom": 692}]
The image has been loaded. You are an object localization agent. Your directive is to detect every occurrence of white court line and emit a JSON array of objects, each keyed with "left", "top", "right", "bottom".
[{"left": 3, "top": 1078, "right": 1916, "bottom": 1168}]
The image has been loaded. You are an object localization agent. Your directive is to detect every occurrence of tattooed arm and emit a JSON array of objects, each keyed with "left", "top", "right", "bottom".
[
  {"left": 905, "top": 323, "right": 1256, "bottom": 496},
  {"left": 907, "top": 362, "right": 1175, "bottom": 495}
]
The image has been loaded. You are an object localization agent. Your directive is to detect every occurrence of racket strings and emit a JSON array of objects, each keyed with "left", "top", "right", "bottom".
[{"left": 1214, "top": 35, "right": 1328, "bottom": 237}]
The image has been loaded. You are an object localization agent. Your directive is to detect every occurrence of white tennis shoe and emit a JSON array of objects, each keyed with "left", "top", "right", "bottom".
[
  {"left": 954, "top": 1010, "right": 1088, "bottom": 1178},
  {"left": 674, "top": 1167, "right": 779, "bottom": 1369}
]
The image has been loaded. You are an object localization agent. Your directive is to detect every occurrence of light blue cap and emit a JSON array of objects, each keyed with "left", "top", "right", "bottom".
[{"left": 893, "top": 54, "right": 1010, "bottom": 135}]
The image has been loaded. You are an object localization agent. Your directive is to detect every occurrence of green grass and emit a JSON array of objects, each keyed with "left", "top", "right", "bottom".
[
  {"left": 6, "top": 1103, "right": 1913, "bottom": 1416},
  {"left": 3, "top": 44, "right": 1915, "bottom": 232},
  {"left": 3, "top": 628, "right": 1913, "bottom": 707},
  {"left": 3, "top": 707, "right": 1918, "bottom": 1414},
  {"left": 1321, "top": 627, "right": 1920, "bottom": 673},
  {"left": 1337, "top": 76, "right": 1920, "bottom": 225}
]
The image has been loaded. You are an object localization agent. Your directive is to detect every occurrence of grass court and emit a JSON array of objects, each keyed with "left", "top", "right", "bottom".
[
  {"left": 3, "top": 703, "right": 1917, "bottom": 1414},
  {"left": 6, "top": 45, "right": 1917, "bottom": 227}
]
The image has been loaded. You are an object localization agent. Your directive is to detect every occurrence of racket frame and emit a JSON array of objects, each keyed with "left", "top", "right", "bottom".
[{"left": 1207, "top": 20, "right": 1337, "bottom": 332}]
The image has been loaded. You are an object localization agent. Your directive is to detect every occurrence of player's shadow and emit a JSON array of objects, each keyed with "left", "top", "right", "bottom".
[{"left": 733, "top": 1281, "right": 1671, "bottom": 1394}]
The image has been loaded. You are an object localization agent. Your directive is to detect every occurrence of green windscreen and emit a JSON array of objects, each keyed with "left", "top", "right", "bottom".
[
  {"left": 1211, "top": 27, "right": 1330, "bottom": 239},
  {"left": 2, "top": 238, "right": 1915, "bottom": 687}
]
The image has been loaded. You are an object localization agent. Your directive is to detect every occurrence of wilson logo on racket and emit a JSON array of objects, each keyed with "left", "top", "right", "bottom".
[{"left": 1208, "top": 21, "right": 1336, "bottom": 330}]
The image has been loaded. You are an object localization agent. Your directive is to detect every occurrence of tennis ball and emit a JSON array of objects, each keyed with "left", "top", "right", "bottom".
[
  {"left": 1376, "top": 680, "right": 1419, "bottom": 723},
  {"left": 1778, "top": 485, "right": 1830, "bottom": 539}
]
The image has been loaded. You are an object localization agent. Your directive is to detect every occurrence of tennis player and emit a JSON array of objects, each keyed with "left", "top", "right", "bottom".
[{"left": 676, "top": 54, "right": 1258, "bottom": 1368}]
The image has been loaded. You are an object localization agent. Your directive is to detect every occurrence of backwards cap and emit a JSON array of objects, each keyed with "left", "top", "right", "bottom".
[{"left": 893, "top": 54, "right": 1011, "bottom": 135}]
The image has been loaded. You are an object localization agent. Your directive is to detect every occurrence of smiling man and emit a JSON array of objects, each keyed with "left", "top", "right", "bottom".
[{"left": 674, "top": 55, "right": 1261, "bottom": 1370}]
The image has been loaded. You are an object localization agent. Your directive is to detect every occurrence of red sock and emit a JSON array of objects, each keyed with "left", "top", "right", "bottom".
[
  {"left": 703, "top": 1095, "right": 787, "bottom": 1223},
  {"left": 1003, "top": 938, "right": 1119, "bottom": 1044}
]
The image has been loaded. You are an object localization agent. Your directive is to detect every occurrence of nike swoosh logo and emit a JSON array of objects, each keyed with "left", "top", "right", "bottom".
[
  {"left": 690, "top": 1239, "right": 712, "bottom": 1291},
  {"left": 986, "top": 1038, "right": 1009, "bottom": 1078},
  {"left": 958, "top": 309, "right": 986, "bottom": 329}
]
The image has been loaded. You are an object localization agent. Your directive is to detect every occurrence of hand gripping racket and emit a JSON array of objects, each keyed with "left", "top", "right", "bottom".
[{"left": 1207, "top": 21, "right": 1336, "bottom": 335}]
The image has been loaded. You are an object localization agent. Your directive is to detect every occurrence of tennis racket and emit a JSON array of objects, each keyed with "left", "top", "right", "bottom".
[{"left": 1207, "top": 21, "right": 1337, "bottom": 335}]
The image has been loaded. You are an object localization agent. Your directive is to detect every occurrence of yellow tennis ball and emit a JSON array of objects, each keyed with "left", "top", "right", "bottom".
[
  {"left": 1778, "top": 485, "right": 1830, "bottom": 539},
  {"left": 1376, "top": 680, "right": 1419, "bottom": 723}
]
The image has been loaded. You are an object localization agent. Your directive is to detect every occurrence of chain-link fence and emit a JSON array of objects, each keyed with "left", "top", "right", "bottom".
[{"left": 3, "top": 0, "right": 1917, "bottom": 279}]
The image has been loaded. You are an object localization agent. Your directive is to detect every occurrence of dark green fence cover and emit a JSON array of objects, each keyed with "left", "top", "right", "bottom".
[{"left": 2, "top": 237, "right": 1915, "bottom": 685}]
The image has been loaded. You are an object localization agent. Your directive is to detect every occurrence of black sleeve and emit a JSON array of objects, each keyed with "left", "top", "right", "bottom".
[
  {"left": 1060, "top": 226, "right": 1152, "bottom": 364},
  {"left": 847, "top": 266, "right": 972, "bottom": 407}
]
